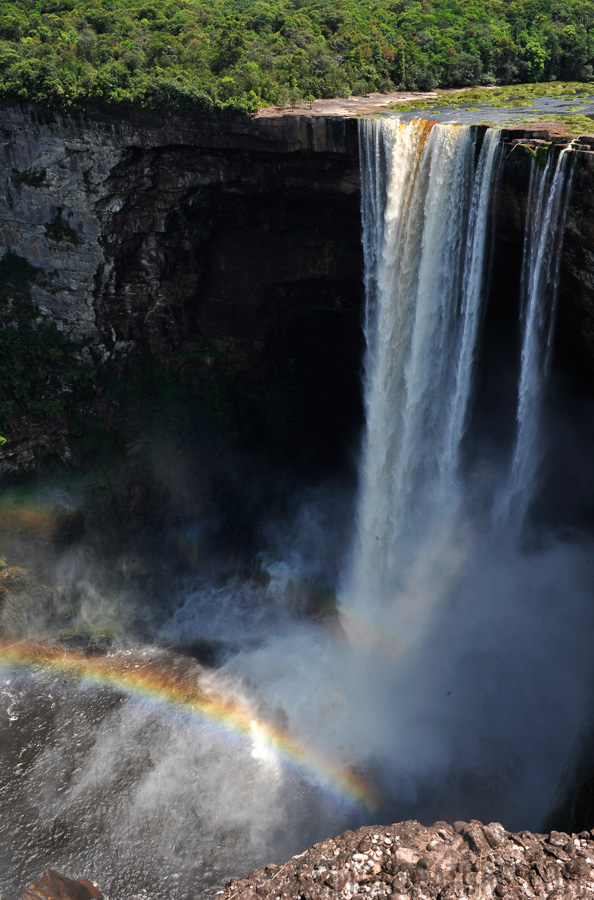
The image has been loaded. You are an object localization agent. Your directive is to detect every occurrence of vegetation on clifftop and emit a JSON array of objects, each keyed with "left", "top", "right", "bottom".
[{"left": 0, "top": 0, "right": 594, "bottom": 114}]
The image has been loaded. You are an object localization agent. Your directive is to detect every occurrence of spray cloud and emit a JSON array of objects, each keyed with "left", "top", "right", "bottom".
[{"left": 1, "top": 118, "right": 594, "bottom": 900}]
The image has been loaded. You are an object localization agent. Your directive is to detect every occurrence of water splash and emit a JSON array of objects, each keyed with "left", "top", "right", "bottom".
[{"left": 0, "top": 639, "right": 376, "bottom": 812}]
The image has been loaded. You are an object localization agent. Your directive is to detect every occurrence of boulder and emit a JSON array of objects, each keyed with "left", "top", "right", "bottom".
[{"left": 19, "top": 870, "right": 102, "bottom": 900}]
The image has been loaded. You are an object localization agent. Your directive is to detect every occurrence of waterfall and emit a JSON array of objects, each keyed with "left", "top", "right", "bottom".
[
  {"left": 494, "top": 146, "right": 573, "bottom": 536},
  {"left": 0, "top": 115, "right": 590, "bottom": 900},
  {"left": 348, "top": 119, "right": 502, "bottom": 612}
]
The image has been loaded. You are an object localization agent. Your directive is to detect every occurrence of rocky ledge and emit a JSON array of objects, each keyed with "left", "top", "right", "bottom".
[{"left": 217, "top": 819, "right": 594, "bottom": 900}]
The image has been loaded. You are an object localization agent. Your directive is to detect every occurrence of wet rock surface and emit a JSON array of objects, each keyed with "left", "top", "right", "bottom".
[
  {"left": 19, "top": 870, "right": 102, "bottom": 900},
  {"left": 218, "top": 820, "right": 594, "bottom": 900}
]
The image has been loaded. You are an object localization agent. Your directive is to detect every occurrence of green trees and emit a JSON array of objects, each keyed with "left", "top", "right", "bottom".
[{"left": 0, "top": 0, "right": 593, "bottom": 114}]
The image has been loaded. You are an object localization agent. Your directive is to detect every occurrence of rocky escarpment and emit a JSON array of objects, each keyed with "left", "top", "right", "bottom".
[
  {"left": 0, "top": 105, "right": 363, "bottom": 477},
  {"left": 0, "top": 106, "right": 359, "bottom": 349},
  {"left": 218, "top": 819, "right": 594, "bottom": 900},
  {"left": 2, "top": 107, "right": 594, "bottom": 484}
]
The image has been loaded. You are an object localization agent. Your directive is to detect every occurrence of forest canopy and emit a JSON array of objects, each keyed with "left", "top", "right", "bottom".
[{"left": 0, "top": 0, "right": 593, "bottom": 115}]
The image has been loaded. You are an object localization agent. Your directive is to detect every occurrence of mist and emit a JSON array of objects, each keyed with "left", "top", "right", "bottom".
[
  {"left": 2, "top": 118, "right": 594, "bottom": 900},
  {"left": 1, "top": 410, "right": 593, "bottom": 900}
]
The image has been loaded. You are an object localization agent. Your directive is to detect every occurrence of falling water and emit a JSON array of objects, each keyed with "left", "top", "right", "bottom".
[
  {"left": 348, "top": 119, "right": 502, "bottom": 613},
  {"left": 494, "top": 146, "right": 574, "bottom": 535},
  {"left": 2, "top": 120, "right": 592, "bottom": 900}
]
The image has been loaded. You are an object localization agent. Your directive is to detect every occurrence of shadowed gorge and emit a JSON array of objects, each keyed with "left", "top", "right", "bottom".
[{"left": 1, "top": 110, "right": 594, "bottom": 900}]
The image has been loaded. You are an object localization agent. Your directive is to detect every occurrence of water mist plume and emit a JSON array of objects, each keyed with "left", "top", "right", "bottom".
[
  {"left": 0, "top": 639, "right": 376, "bottom": 812},
  {"left": 1, "top": 119, "right": 593, "bottom": 900}
]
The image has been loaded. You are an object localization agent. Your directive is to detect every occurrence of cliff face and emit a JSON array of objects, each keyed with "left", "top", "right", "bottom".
[
  {"left": 1, "top": 106, "right": 593, "bottom": 479},
  {"left": 0, "top": 106, "right": 360, "bottom": 346},
  {"left": 493, "top": 134, "right": 594, "bottom": 384},
  {"left": 0, "top": 105, "right": 363, "bottom": 476}
]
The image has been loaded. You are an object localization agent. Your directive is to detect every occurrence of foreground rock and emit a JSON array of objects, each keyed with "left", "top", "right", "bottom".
[
  {"left": 19, "top": 870, "right": 102, "bottom": 900},
  {"left": 220, "top": 820, "right": 594, "bottom": 900}
]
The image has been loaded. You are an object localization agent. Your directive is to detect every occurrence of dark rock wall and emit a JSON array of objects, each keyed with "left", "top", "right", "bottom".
[
  {"left": 492, "top": 136, "right": 594, "bottom": 384},
  {"left": 1, "top": 106, "right": 594, "bottom": 479},
  {"left": 558, "top": 151, "right": 594, "bottom": 382},
  {"left": 0, "top": 106, "right": 363, "bottom": 475}
]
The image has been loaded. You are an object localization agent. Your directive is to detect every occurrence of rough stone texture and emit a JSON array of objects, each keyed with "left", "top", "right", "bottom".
[
  {"left": 2, "top": 107, "right": 594, "bottom": 476},
  {"left": 19, "top": 869, "right": 102, "bottom": 900},
  {"left": 0, "top": 104, "right": 360, "bottom": 349},
  {"left": 218, "top": 819, "right": 594, "bottom": 900},
  {"left": 0, "top": 104, "right": 363, "bottom": 473}
]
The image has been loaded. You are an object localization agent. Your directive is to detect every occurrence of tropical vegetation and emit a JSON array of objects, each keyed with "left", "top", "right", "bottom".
[{"left": 0, "top": 0, "right": 593, "bottom": 114}]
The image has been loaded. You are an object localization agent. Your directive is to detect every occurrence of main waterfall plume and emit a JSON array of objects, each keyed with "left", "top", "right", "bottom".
[
  {"left": 347, "top": 119, "right": 502, "bottom": 614},
  {"left": 2, "top": 119, "right": 594, "bottom": 900}
]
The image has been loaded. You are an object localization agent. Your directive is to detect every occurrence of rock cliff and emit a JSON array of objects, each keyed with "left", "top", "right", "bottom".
[
  {"left": 0, "top": 104, "right": 363, "bottom": 477},
  {"left": 1, "top": 105, "right": 594, "bottom": 481}
]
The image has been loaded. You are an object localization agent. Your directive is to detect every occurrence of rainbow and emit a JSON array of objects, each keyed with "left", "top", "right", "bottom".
[
  {"left": 0, "top": 499, "right": 56, "bottom": 536},
  {"left": 0, "top": 638, "right": 378, "bottom": 812}
]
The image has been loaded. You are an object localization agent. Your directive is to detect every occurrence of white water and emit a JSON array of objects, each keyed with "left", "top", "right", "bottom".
[
  {"left": 230, "top": 121, "right": 593, "bottom": 838},
  {"left": 2, "top": 121, "right": 594, "bottom": 900},
  {"left": 494, "top": 147, "right": 574, "bottom": 536},
  {"left": 348, "top": 120, "right": 501, "bottom": 614}
]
